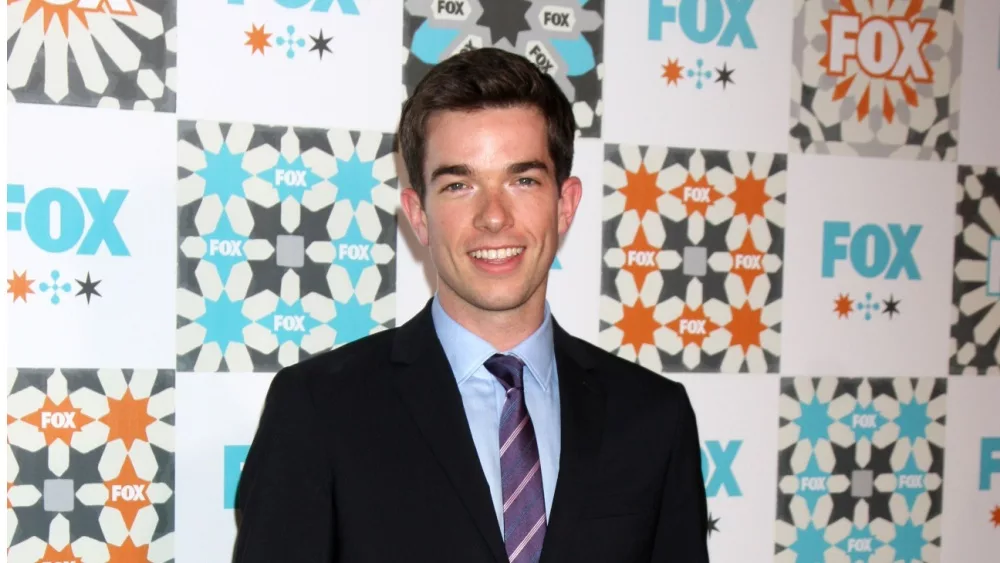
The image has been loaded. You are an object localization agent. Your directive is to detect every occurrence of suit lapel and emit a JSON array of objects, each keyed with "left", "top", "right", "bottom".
[
  {"left": 388, "top": 301, "right": 508, "bottom": 563},
  {"left": 540, "top": 321, "right": 607, "bottom": 563}
]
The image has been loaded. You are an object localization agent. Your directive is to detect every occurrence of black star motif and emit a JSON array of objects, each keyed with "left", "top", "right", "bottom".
[
  {"left": 309, "top": 29, "right": 333, "bottom": 60},
  {"left": 75, "top": 272, "right": 102, "bottom": 304},
  {"left": 476, "top": 0, "right": 532, "bottom": 47},
  {"left": 715, "top": 63, "right": 735, "bottom": 90},
  {"left": 883, "top": 294, "right": 901, "bottom": 319},
  {"left": 706, "top": 512, "right": 720, "bottom": 537}
]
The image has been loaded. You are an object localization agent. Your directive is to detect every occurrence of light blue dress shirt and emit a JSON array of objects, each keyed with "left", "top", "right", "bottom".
[{"left": 430, "top": 296, "right": 562, "bottom": 534}]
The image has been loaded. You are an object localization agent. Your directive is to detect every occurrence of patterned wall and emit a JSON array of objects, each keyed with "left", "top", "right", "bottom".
[{"left": 6, "top": 0, "right": 999, "bottom": 561}]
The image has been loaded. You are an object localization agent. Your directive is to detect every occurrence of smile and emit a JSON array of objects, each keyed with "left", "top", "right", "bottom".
[{"left": 469, "top": 247, "right": 525, "bottom": 260}]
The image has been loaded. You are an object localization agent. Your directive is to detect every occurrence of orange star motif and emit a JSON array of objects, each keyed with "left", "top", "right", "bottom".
[
  {"left": 80, "top": 0, "right": 136, "bottom": 15},
  {"left": 834, "top": 293, "right": 854, "bottom": 319},
  {"left": 616, "top": 301, "right": 661, "bottom": 353},
  {"left": 21, "top": 395, "right": 94, "bottom": 447},
  {"left": 245, "top": 23, "right": 272, "bottom": 55},
  {"left": 107, "top": 536, "right": 150, "bottom": 562},
  {"left": 661, "top": 58, "right": 685, "bottom": 86},
  {"left": 990, "top": 505, "right": 1000, "bottom": 528},
  {"left": 18, "top": 0, "right": 92, "bottom": 35},
  {"left": 7, "top": 270, "right": 34, "bottom": 302},
  {"left": 669, "top": 174, "right": 723, "bottom": 218},
  {"left": 105, "top": 457, "right": 152, "bottom": 530},
  {"left": 666, "top": 305, "right": 719, "bottom": 348},
  {"left": 619, "top": 163, "right": 664, "bottom": 220},
  {"left": 726, "top": 302, "right": 766, "bottom": 354},
  {"left": 730, "top": 171, "right": 771, "bottom": 223},
  {"left": 100, "top": 388, "right": 156, "bottom": 449},
  {"left": 621, "top": 228, "right": 660, "bottom": 290},
  {"left": 730, "top": 234, "right": 766, "bottom": 294},
  {"left": 39, "top": 543, "right": 79, "bottom": 563}
]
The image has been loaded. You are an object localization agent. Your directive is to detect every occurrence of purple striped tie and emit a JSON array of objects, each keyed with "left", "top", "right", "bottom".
[{"left": 484, "top": 353, "right": 547, "bottom": 563}]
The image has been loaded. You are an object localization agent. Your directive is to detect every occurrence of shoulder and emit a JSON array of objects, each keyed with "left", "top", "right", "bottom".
[
  {"left": 558, "top": 327, "right": 692, "bottom": 413},
  {"left": 264, "top": 327, "right": 399, "bottom": 403}
]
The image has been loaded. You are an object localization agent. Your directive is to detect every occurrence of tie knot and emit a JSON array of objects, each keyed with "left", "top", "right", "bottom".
[{"left": 484, "top": 353, "right": 525, "bottom": 390}]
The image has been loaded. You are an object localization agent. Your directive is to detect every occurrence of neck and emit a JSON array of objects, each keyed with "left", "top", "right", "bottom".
[{"left": 435, "top": 285, "right": 548, "bottom": 352}]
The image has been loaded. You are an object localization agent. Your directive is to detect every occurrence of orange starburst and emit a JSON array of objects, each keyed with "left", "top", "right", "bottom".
[
  {"left": 21, "top": 395, "right": 95, "bottom": 447},
  {"left": 834, "top": 293, "right": 854, "bottom": 318},
  {"left": 7, "top": 270, "right": 35, "bottom": 303},
  {"left": 666, "top": 305, "right": 720, "bottom": 349},
  {"left": 100, "top": 388, "right": 156, "bottom": 449},
  {"left": 730, "top": 234, "right": 765, "bottom": 294},
  {"left": 730, "top": 171, "right": 771, "bottom": 223},
  {"left": 107, "top": 537, "right": 150, "bottom": 562},
  {"left": 669, "top": 173, "right": 723, "bottom": 218},
  {"left": 17, "top": 0, "right": 91, "bottom": 36},
  {"left": 245, "top": 23, "right": 273, "bottom": 55},
  {"left": 726, "top": 302, "right": 766, "bottom": 354},
  {"left": 990, "top": 505, "right": 1000, "bottom": 528},
  {"left": 821, "top": 0, "right": 936, "bottom": 124},
  {"left": 661, "top": 58, "right": 685, "bottom": 87},
  {"left": 616, "top": 301, "right": 662, "bottom": 353},
  {"left": 39, "top": 544, "right": 79, "bottom": 563},
  {"left": 619, "top": 163, "right": 664, "bottom": 220},
  {"left": 104, "top": 457, "right": 152, "bottom": 530},
  {"left": 621, "top": 228, "right": 661, "bottom": 290},
  {"left": 80, "top": 0, "right": 136, "bottom": 15}
]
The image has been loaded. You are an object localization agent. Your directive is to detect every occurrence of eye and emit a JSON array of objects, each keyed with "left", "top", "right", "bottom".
[
  {"left": 443, "top": 183, "right": 466, "bottom": 192},
  {"left": 515, "top": 177, "right": 539, "bottom": 186}
]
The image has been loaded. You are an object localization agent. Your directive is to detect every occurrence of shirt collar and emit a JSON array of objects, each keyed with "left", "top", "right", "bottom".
[{"left": 430, "top": 295, "right": 556, "bottom": 391}]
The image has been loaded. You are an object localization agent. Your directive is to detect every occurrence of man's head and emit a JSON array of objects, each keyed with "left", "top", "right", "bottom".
[{"left": 397, "top": 48, "right": 583, "bottom": 319}]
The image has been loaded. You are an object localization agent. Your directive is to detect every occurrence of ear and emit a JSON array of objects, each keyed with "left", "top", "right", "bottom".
[
  {"left": 556, "top": 176, "right": 583, "bottom": 236},
  {"left": 400, "top": 187, "right": 430, "bottom": 246}
]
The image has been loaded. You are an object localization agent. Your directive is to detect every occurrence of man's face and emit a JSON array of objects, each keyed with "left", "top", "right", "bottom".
[{"left": 400, "top": 105, "right": 582, "bottom": 316}]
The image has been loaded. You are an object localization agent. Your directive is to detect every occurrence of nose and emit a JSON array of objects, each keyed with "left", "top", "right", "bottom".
[{"left": 473, "top": 187, "right": 514, "bottom": 233}]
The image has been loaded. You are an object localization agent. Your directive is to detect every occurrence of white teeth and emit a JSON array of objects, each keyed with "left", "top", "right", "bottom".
[{"left": 470, "top": 247, "right": 524, "bottom": 260}]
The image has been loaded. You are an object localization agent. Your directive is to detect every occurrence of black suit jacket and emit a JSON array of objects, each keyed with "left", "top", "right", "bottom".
[{"left": 232, "top": 299, "right": 709, "bottom": 562}]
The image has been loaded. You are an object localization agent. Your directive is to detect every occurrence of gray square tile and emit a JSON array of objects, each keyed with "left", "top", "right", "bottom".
[
  {"left": 683, "top": 246, "right": 707, "bottom": 277},
  {"left": 276, "top": 234, "right": 305, "bottom": 268},
  {"left": 851, "top": 470, "right": 873, "bottom": 498},
  {"left": 43, "top": 479, "right": 74, "bottom": 512}
]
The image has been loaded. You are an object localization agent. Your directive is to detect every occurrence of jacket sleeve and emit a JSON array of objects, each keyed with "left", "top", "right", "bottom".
[
  {"left": 649, "top": 384, "right": 710, "bottom": 562},
  {"left": 232, "top": 367, "right": 335, "bottom": 562}
]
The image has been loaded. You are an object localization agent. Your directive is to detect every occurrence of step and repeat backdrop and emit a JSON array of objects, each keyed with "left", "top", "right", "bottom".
[{"left": 5, "top": 0, "right": 1000, "bottom": 561}]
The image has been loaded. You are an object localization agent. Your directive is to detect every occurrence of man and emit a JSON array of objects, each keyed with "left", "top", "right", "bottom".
[{"left": 232, "top": 47, "right": 709, "bottom": 563}]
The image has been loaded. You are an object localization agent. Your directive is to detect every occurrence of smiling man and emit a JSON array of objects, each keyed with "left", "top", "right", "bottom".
[{"left": 232, "top": 48, "right": 709, "bottom": 563}]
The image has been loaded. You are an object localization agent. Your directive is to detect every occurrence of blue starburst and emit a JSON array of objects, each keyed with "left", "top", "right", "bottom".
[
  {"left": 330, "top": 295, "right": 378, "bottom": 345},
  {"left": 276, "top": 25, "right": 307, "bottom": 59},
  {"left": 197, "top": 145, "right": 252, "bottom": 205},
  {"left": 332, "top": 217, "right": 376, "bottom": 286},
  {"left": 835, "top": 523, "right": 883, "bottom": 562},
  {"left": 895, "top": 395, "right": 932, "bottom": 443},
  {"left": 894, "top": 454, "right": 928, "bottom": 510},
  {"left": 196, "top": 291, "right": 251, "bottom": 350},
  {"left": 202, "top": 212, "right": 249, "bottom": 283},
  {"left": 797, "top": 455, "right": 831, "bottom": 513},
  {"left": 789, "top": 521, "right": 829, "bottom": 562},
  {"left": 332, "top": 152, "right": 380, "bottom": 209},
  {"left": 38, "top": 270, "right": 72, "bottom": 305},
  {"left": 266, "top": 299, "right": 322, "bottom": 348},
  {"left": 840, "top": 401, "right": 887, "bottom": 442},
  {"left": 686, "top": 58, "right": 713, "bottom": 89},
  {"left": 890, "top": 520, "right": 926, "bottom": 562},
  {"left": 795, "top": 393, "right": 834, "bottom": 446},
  {"left": 262, "top": 153, "right": 326, "bottom": 204}
]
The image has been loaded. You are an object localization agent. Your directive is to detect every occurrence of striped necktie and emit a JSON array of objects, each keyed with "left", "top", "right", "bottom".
[{"left": 484, "top": 353, "right": 547, "bottom": 563}]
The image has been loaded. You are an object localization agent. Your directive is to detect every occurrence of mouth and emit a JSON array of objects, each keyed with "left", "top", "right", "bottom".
[{"left": 468, "top": 246, "right": 525, "bottom": 261}]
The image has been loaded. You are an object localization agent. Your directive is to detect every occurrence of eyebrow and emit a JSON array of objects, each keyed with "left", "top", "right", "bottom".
[{"left": 429, "top": 160, "right": 550, "bottom": 183}]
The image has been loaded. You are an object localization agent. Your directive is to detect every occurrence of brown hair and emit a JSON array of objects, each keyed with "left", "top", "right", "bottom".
[{"left": 396, "top": 48, "right": 576, "bottom": 201}]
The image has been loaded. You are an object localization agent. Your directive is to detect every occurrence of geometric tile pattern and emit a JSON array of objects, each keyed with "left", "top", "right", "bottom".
[
  {"left": 790, "top": 0, "right": 962, "bottom": 161},
  {"left": 951, "top": 165, "right": 1000, "bottom": 375},
  {"left": 775, "top": 377, "right": 947, "bottom": 562},
  {"left": 402, "top": 0, "right": 605, "bottom": 137},
  {"left": 599, "top": 144, "right": 784, "bottom": 373},
  {"left": 6, "top": 368, "right": 175, "bottom": 562},
  {"left": 176, "top": 120, "right": 399, "bottom": 373},
  {"left": 7, "top": 0, "right": 177, "bottom": 112}
]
